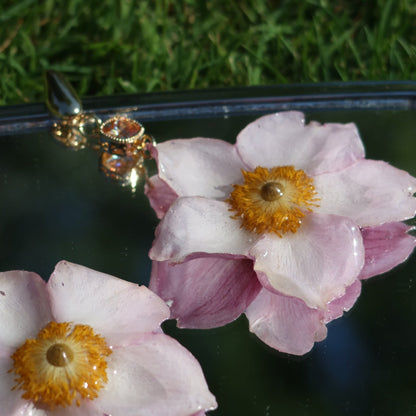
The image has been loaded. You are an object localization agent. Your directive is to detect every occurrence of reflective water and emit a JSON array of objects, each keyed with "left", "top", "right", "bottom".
[{"left": 1, "top": 88, "right": 416, "bottom": 415}]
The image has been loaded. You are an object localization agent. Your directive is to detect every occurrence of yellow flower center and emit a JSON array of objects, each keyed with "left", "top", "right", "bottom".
[
  {"left": 227, "top": 166, "right": 319, "bottom": 236},
  {"left": 10, "top": 321, "right": 112, "bottom": 409}
]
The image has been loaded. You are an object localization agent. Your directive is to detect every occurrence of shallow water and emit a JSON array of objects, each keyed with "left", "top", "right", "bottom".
[{"left": 1, "top": 86, "right": 416, "bottom": 415}]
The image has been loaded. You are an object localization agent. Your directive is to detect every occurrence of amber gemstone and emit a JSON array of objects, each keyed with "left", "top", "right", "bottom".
[
  {"left": 100, "top": 152, "right": 141, "bottom": 175},
  {"left": 101, "top": 117, "right": 143, "bottom": 143},
  {"left": 99, "top": 152, "right": 146, "bottom": 187}
]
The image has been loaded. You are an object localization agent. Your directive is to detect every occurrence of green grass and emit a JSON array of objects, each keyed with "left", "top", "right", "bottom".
[{"left": 1, "top": 0, "right": 416, "bottom": 104}]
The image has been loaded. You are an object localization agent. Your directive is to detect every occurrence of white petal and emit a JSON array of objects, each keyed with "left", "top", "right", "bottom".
[
  {"left": 236, "top": 112, "right": 365, "bottom": 175},
  {"left": 246, "top": 288, "right": 326, "bottom": 355},
  {"left": 149, "top": 197, "right": 255, "bottom": 262},
  {"left": 156, "top": 138, "right": 245, "bottom": 199},
  {"left": 47, "top": 261, "right": 170, "bottom": 347},
  {"left": 315, "top": 159, "right": 416, "bottom": 226},
  {"left": 0, "top": 357, "right": 29, "bottom": 416},
  {"left": 23, "top": 405, "right": 48, "bottom": 416},
  {"left": 323, "top": 280, "right": 362, "bottom": 323},
  {"left": 250, "top": 213, "right": 364, "bottom": 309},
  {"left": 0, "top": 271, "right": 51, "bottom": 349},
  {"left": 50, "top": 402, "right": 102, "bottom": 416},
  {"left": 96, "top": 334, "right": 217, "bottom": 416}
]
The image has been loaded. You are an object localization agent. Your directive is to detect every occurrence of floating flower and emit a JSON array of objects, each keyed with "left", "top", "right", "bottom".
[
  {"left": 1, "top": 260, "right": 216, "bottom": 415},
  {"left": 146, "top": 111, "right": 416, "bottom": 355}
]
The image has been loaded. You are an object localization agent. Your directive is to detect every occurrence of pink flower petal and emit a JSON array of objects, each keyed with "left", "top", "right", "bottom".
[
  {"left": 96, "top": 334, "right": 217, "bottom": 416},
  {"left": 245, "top": 288, "right": 327, "bottom": 355},
  {"left": 246, "top": 280, "right": 362, "bottom": 355},
  {"left": 6, "top": 384, "right": 98, "bottom": 416},
  {"left": 47, "top": 261, "right": 170, "bottom": 347},
  {"left": 236, "top": 112, "right": 365, "bottom": 175},
  {"left": 323, "top": 280, "right": 362, "bottom": 323},
  {"left": 150, "top": 257, "right": 261, "bottom": 328},
  {"left": 145, "top": 175, "right": 178, "bottom": 219},
  {"left": 359, "top": 222, "right": 416, "bottom": 280},
  {"left": 315, "top": 159, "right": 416, "bottom": 227},
  {"left": 51, "top": 402, "right": 101, "bottom": 416},
  {"left": 250, "top": 213, "right": 364, "bottom": 309},
  {"left": 22, "top": 405, "right": 48, "bottom": 416},
  {"left": 155, "top": 138, "right": 246, "bottom": 199},
  {"left": 0, "top": 271, "right": 51, "bottom": 349},
  {"left": 0, "top": 358, "right": 28, "bottom": 416},
  {"left": 149, "top": 197, "right": 255, "bottom": 262}
]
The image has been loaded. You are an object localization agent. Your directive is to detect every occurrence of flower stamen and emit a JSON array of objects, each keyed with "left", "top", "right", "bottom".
[
  {"left": 10, "top": 321, "right": 112, "bottom": 409},
  {"left": 227, "top": 166, "right": 319, "bottom": 237}
]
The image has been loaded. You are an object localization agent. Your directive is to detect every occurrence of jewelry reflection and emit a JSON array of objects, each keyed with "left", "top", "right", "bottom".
[
  {"left": 51, "top": 113, "right": 101, "bottom": 150},
  {"left": 45, "top": 71, "right": 155, "bottom": 189},
  {"left": 99, "top": 116, "right": 155, "bottom": 188}
]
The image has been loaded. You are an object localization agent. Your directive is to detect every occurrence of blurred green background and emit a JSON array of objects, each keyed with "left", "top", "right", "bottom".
[{"left": 1, "top": 0, "right": 416, "bottom": 105}]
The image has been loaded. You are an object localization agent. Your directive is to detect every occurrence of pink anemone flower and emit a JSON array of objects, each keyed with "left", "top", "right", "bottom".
[
  {"left": 146, "top": 111, "right": 416, "bottom": 355},
  {"left": 0, "top": 260, "right": 216, "bottom": 415}
]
